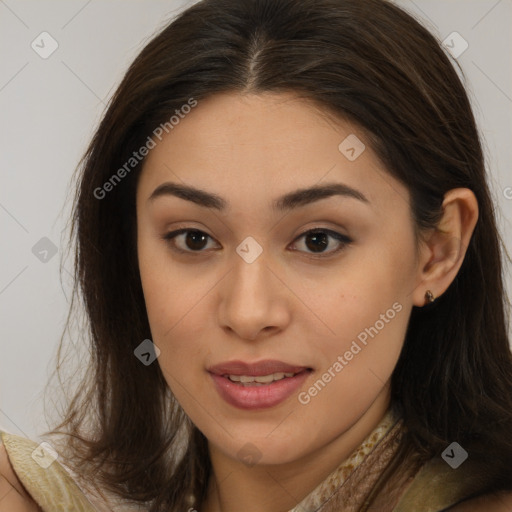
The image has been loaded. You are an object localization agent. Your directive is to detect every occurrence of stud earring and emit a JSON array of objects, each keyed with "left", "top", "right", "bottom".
[{"left": 425, "top": 290, "right": 435, "bottom": 304}]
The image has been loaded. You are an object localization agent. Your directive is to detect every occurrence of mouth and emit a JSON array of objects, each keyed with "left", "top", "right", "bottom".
[
  {"left": 208, "top": 360, "right": 313, "bottom": 410},
  {"left": 224, "top": 371, "right": 300, "bottom": 386}
]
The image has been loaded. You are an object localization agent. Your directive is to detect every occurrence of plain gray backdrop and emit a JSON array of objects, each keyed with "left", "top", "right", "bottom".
[{"left": 1, "top": 0, "right": 511, "bottom": 440}]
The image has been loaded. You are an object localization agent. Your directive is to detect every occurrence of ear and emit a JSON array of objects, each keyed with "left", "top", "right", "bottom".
[{"left": 412, "top": 188, "right": 479, "bottom": 307}]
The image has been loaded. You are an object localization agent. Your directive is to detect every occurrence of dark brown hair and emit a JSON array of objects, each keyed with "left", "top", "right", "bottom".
[{"left": 44, "top": 0, "right": 512, "bottom": 509}]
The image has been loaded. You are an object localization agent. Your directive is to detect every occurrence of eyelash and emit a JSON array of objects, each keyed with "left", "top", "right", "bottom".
[{"left": 161, "top": 227, "right": 352, "bottom": 259}]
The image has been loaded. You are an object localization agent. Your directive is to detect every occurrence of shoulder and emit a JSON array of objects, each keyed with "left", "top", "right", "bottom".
[
  {"left": 449, "top": 491, "right": 512, "bottom": 511},
  {"left": 0, "top": 441, "right": 41, "bottom": 511},
  {"left": 1, "top": 430, "right": 101, "bottom": 512}
]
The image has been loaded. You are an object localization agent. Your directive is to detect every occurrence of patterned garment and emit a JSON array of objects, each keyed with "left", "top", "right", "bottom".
[
  {"left": 290, "top": 409, "right": 399, "bottom": 512},
  {"left": 0, "top": 410, "right": 488, "bottom": 511}
]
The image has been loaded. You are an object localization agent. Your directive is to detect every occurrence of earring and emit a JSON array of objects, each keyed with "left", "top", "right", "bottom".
[{"left": 424, "top": 290, "right": 435, "bottom": 304}]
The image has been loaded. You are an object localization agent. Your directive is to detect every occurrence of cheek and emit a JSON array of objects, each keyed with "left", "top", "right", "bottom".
[
  {"left": 138, "top": 228, "right": 195, "bottom": 328},
  {"left": 295, "top": 279, "right": 409, "bottom": 446},
  {"left": 139, "top": 265, "right": 214, "bottom": 353},
  {"left": 305, "top": 239, "right": 415, "bottom": 386},
  {"left": 313, "top": 253, "right": 412, "bottom": 341},
  {"left": 137, "top": 233, "right": 218, "bottom": 380},
  {"left": 137, "top": 260, "right": 211, "bottom": 405}
]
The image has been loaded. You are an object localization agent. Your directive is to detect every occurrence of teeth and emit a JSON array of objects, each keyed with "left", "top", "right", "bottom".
[{"left": 227, "top": 372, "right": 296, "bottom": 385}]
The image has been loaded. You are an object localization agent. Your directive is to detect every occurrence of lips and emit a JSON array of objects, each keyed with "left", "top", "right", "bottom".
[{"left": 208, "top": 359, "right": 312, "bottom": 410}]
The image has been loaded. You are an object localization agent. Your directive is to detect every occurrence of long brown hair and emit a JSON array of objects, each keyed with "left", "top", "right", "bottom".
[{"left": 44, "top": 0, "right": 512, "bottom": 509}]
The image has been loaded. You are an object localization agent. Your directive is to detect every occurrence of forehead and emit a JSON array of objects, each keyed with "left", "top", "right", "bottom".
[{"left": 137, "top": 92, "right": 410, "bottom": 215}]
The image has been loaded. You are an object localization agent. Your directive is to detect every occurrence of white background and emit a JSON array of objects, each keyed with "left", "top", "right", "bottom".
[{"left": 1, "top": 0, "right": 511, "bottom": 440}]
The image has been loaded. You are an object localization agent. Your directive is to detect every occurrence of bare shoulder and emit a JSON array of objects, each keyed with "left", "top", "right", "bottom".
[
  {"left": 450, "top": 491, "right": 512, "bottom": 511},
  {"left": 0, "top": 442, "right": 41, "bottom": 511}
]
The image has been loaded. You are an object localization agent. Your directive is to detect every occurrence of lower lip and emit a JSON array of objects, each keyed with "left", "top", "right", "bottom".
[{"left": 209, "top": 370, "right": 311, "bottom": 410}]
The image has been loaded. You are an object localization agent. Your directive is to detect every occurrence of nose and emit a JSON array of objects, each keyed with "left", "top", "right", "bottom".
[{"left": 217, "top": 250, "right": 291, "bottom": 341}]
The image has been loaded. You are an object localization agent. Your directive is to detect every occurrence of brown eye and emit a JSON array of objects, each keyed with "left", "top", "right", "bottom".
[
  {"left": 304, "top": 231, "right": 329, "bottom": 253},
  {"left": 163, "top": 229, "right": 218, "bottom": 253},
  {"left": 290, "top": 229, "right": 352, "bottom": 256},
  {"left": 162, "top": 227, "right": 351, "bottom": 258}
]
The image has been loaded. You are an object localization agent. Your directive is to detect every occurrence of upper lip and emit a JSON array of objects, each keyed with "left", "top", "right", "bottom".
[{"left": 208, "top": 359, "right": 310, "bottom": 376}]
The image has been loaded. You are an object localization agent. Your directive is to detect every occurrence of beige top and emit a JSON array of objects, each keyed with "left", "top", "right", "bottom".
[{"left": 0, "top": 410, "right": 488, "bottom": 511}]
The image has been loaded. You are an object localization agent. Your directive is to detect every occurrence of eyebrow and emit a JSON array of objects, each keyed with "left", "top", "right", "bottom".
[{"left": 148, "top": 181, "right": 369, "bottom": 211}]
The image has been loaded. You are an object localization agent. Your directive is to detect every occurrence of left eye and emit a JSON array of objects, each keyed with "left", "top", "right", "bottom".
[
  {"left": 290, "top": 229, "right": 352, "bottom": 256},
  {"left": 162, "top": 228, "right": 351, "bottom": 256}
]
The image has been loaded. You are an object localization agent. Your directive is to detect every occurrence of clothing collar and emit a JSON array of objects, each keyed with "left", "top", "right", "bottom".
[{"left": 290, "top": 408, "right": 400, "bottom": 512}]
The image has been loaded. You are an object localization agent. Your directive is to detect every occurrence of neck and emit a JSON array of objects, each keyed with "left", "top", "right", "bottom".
[{"left": 201, "top": 388, "right": 391, "bottom": 512}]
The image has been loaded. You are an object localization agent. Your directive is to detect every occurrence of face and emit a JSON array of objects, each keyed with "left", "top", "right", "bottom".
[{"left": 136, "top": 92, "right": 421, "bottom": 466}]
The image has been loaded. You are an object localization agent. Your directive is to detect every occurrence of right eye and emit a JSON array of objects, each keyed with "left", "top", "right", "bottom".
[{"left": 162, "top": 228, "right": 220, "bottom": 254}]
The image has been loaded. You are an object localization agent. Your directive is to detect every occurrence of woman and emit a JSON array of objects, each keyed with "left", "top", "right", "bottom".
[{"left": 1, "top": 0, "right": 511, "bottom": 510}]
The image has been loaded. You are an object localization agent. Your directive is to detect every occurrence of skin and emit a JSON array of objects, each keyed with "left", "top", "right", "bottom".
[
  {"left": 135, "top": 91, "right": 478, "bottom": 512},
  {"left": 0, "top": 91, "right": 509, "bottom": 512}
]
